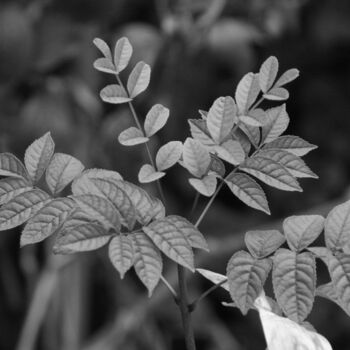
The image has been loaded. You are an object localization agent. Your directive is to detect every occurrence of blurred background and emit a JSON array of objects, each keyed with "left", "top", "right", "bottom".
[{"left": 1, "top": 0, "right": 350, "bottom": 349}]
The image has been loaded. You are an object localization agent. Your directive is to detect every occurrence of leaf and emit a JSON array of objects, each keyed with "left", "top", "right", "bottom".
[
  {"left": 259, "top": 56, "right": 279, "bottom": 93},
  {"left": 235, "top": 72, "right": 260, "bottom": 114},
  {"left": 182, "top": 138, "right": 211, "bottom": 177},
  {"left": 245, "top": 230, "right": 285, "bottom": 258},
  {"left": 144, "top": 104, "right": 170, "bottom": 137},
  {"left": 198, "top": 109, "right": 208, "bottom": 119},
  {"left": 100, "top": 84, "right": 132, "bottom": 104},
  {"left": 131, "top": 232, "right": 162, "bottom": 296},
  {"left": 262, "top": 135, "right": 317, "bottom": 156},
  {"left": 215, "top": 139, "right": 245, "bottom": 166},
  {"left": 0, "top": 153, "right": 30, "bottom": 180},
  {"left": 24, "top": 132, "right": 55, "bottom": 183},
  {"left": 0, "top": 178, "right": 32, "bottom": 205},
  {"left": 143, "top": 217, "right": 195, "bottom": 271},
  {"left": 93, "top": 58, "right": 116, "bottom": 74},
  {"left": 239, "top": 124, "right": 260, "bottom": 148},
  {"left": 54, "top": 223, "right": 111, "bottom": 254},
  {"left": 255, "top": 292, "right": 332, "bottom": 350},
  {"left": 87, "top": 178, "right": 136, "bottom": 230},
  {"left": 138, "top": 164, "right": 165, "bottom": 183},
  {"left": 72, "top": 194, "right": 121, "bottom": 231},
  {"left": 0, "top": 189, "right": 50, "bottom": 231},
  {"left": 77, "top": 168, "right": 123, "bottom": 182},
  {"left": 93, "top": 38, "right": 112, "bottom": 60},
  {"left": 165, "top": 215, "right": 208, "bottom": 251},
  {"left": 272, "top": 249, "right": 316, "bottom": 322},
  {"left": 206, "top": 96, "right": 236, "bottom": 143},
  {"left": 118, "top": 127, "right": 149, "bottom": 146},
  {"left": 261, "top": 105, "right": 289, "bottom": 145},
  {"left": 225, "top": 172, "right": 270, "bottom": 214},
  {"left": 150, "top": 196, "right": 166, "bottom": 221},
  {"left": 239, "top": 156, "right": 302, "bottom": 192},
  {"left": 275, "top": 68, "right": 299, "bottom": 87},
  {"left": 283, "top": 215, "right": 325, "bottom": 252},
  {"left": 20, "top": 198, "right": 76, "bottom": 246},
  {"left": 208, "top": 154, "right": 225, "bottom": 177},
  {"left": 188, "top": 119, "right": 216, "bottom": 149},
  {"left": 189, "top": 175, "right": 217, "bottom": 197},
  {"left": 256, "top": 149, "right": 318, "bottom": 178},
  {"left": 127, "top": 61, "right": 151, "bottom": 98},
  {"left": 46, "top": 153, "right": 84, "bottom": 195},
  {"left": 264, "top": 87, "right": 289, "bottom": 101},
  {"left": 227, "top": 251, "right": 272, "bottom": 314},
  {"left": 156, "top": 141, "right": 183, "bottom": 171},
  {"left": 109, "top": 234, "right": 134, "bottom": 279},
  {"left": 239, "top": 115, "right": 262, "bottom": 127},
  {"left": 114, "top": 37, "right": 133, "bottom": 73},
  {"left": 196, "top": 268, "right": 229, "bottom": 291},
  {"left": 324, "top": 200, "right": 350, "bottom": 251}
]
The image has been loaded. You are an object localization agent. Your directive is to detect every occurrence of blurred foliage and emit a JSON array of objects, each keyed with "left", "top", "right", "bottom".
[{"left": 1, "top": 0, "right": 350, "bottom": 349}]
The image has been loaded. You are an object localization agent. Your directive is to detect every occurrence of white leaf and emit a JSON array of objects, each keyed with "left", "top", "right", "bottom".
[
  {"left": 183, "top": 138, "right": 211, "bottom": 177},
  {"left": 255, "top": 292, "right": 332, "bottom": 350},
  {"left": 264, "top": 87, "right": 289, "bottom": 101},
  {"left": 100, "top": 84, "right": 132, "bottom": 104},
  {"left": 215, "top": 139, "right": 245, "bottom": 165},
  {"left": 196, "top": 268, "right": 229, "bottom": 291},
  {"left": 24, "top": 132, "right": 55, "bottom": 183},
  {"left": 189, "top": 175, "right": 217, "bottom": 197},
  {"left": 93, "top": 38, "right": 112, "bottom": 60},
  {"left": 188, "top": 119, "right": 216, "bottom": 149},
  {"left": 93, "top": 58, "right": 116, "bottom": 74},
  {"left": 0, "top": 189, "right": 50, "bottom": 231},
  {"left": 206, "top": 96, "right": 236, "bottom": 143},
  {"left": 46, "top": 153, "right": 84, "bottom": 195},
  {"left": 138, "top": 164, "right": 165, "bottom": 183},
  {"left": 0, "top": 178, "right": 32, "bottom": 205},
  {"left": 131, "top": 232, "right": 162, "bottom": 296},
  {"left": 0, "top": 153, "right": 30, "bottom": 180},
  {"left": 263, "top": 135, "right": 318, "bottom": 156},
  {"left": 114, "top": 37, "right": 133, "bottom": 73},
  {"left": 156, "top": 141, "right": 183, "bottom": 171},
  {"left": 127, "top": 61, "right": 151, "bottom": 98},
  {"left": 257, "top": 149, "right": 318, "bottom": 178},
  {"left": 259, "top": 56, "right": 279, "bottom": 93},
  {"left": 54, "top": 223, "right": 111, "bottom": 254},
  {"left": 118, "top": 127, "right": 149, "bottom": 146},
  {"left": 245, "top": 230, "right": 285, "bottom": 258},
  {"left": 109, "top": 234, "right": 134, "bottom": 278},
  {"left": 283, "top": 215, "right": 325, "bottom": 251},
  {"left": 144, "top": 104, "right": 170, "bottom": 137},
  {"left": 21, "top": 198, "right": 76, "bottom": 246},
  {"left": 240, "top": 156, "right": 302, "bottom": 192},
  {"left": 261, "top": 104, "right": 289, "bottom": 144},
  {"left": 225, "top": 172, "right": 270, "bottom": 214},
  {"left": 143, "top": 217, "right": 195, "bottom": 271},
  {"left": 275, "top": 68, "right": 299, "bottom": 87},
  {"left": 72, "top": 194, "right": 121, "bottom": 230},
  {"left": 235, "top": 72, "right": 260, "bottom": 114}
]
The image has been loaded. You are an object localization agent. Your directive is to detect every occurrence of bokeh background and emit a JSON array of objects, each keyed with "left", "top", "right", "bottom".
[{"left": 1, "top": 0, "right": 350, "bottom": 349}]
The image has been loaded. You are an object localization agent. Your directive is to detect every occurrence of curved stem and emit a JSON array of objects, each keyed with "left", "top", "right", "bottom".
[{"left": 160, "top": 275, "right": 178, "bottom": 301}]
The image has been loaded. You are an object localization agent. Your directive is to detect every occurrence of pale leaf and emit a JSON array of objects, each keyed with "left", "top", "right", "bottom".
[
  {"left": 275, "top": 68, "right": 299, "bottom": 87},
  {"left": 259, "top": 56, "right": 279, "bottom": 93},
  {"left": 114, "top": 37, "right": 133, "bottom": 73},
  {"left": 188, "top": 119, "right": 216, "bottom": 149},
  {"left": 196, "top": 268, "right": 229, "bottom": 291},
  {"left": 245, "top": 230, "right": 285, "bottom": 258},
  {"left": 100, "top": 84, "right": 132, "bottom": 104},
  {"left": 261, "top": 104, "right": 289, "bottom": 144},
  {"left": 183, "top": 138, "right": 211, "bottom": 177},
  {"left": 264, "top": 87, "right": 289, "bottom": 101},
  {"left": 0, "top": 153, "right": 30, "bottom": 180},
  {"left": 93, "top": 38, "right": 112, "bottom": 60},
  {"left": 189, "top": 175, "right": 217, "bottom": 197},
  {"left": 208, "top": 154, "right": 225, "bottom": 177},
  {"left": 0, "top": 178, "right": 32, "bottom": 205},
  {"left": 109, "top": 234, "right": 134, "bottom": 278},
  {"left": 127, "top": 61, "right": 151, "bottom": 98},
  {"left": 156, "top": 141, "right": 183, "bottom": 171},
  {"left": 235, "top": 72, "right": 260, "bottom": 114},
  {"left": 118, "top": 127, "right": 149, "bottom": 146},
  {"left": 215, "top": 139, "right": 245, "bottom": 165},
  {"left": 93, "top": 58, "right": 116, "bottom": 74},
  {"left": 144, "top": 104, "right": 170, "bottom": 137},
  {"left": 138, "top": 164, "right": 165, "bottom": 183}
]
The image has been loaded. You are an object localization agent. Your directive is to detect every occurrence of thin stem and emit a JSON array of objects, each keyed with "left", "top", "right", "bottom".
[
  {"left": 160, "top": 275, "right": 178, "bottom": 301},
  {"left": 177, "top": 266, "right": 196, "bottom": 350},
  {"left": 190, "top": 192, "right": 200, "bottom": 217},
  {"left": 250, "top": 96, "right": 265, "bottom": 111}
]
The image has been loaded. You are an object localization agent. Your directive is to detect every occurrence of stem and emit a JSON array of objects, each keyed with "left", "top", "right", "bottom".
[
  {"left": 177, "top": 266, "right": 196, "bottom": 350},
  {"left": 160, "top": 275, "right": 178, "bottom": 301},
  {"left": 190, "top": 192, "right": 200, "bottom": 218}
]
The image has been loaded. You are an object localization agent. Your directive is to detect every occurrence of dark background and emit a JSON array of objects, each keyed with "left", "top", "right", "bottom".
[{"left": 0, "top": 0, "right": 350, "bottom": 349}]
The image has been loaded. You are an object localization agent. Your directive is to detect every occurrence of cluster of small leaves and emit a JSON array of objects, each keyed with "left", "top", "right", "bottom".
[
  {"left": 200, "top": 202, "right": 350, "bottom": 324},
  {"left": 0, "top": 132, "right": 208, "bottom": 296}
]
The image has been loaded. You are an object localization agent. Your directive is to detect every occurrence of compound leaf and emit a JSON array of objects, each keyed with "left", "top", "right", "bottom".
[
  {"left": 283, "top": 215, "right": 325, "bottom": 252},
  {"left": 114, "top": 37, "right": 133, "bottom": 73},
  {"left": 215, "top": 139, "right": 245, "bottom": 165},
  {"left": 259, "top": 56, "right": 279, "bottom": 93},
  {"left": 138, "top": 164, "right": 165, "bottom": 183},
  {"left": 131, "top": 232, "right": 162, "bottom": 296},
  {"left": 196, "top": 268, "right": 229, "bottom": 291},
  {"left": 100, "top": 84, "right": 131, "bottom": 104},
  {"left": 118, "top": 127, "right": 149, "bottom": 146},
  {"left": 245, "top": 230, "right": 285, "bottom": 258},
  {"left": 109, "top": 234, "right": 134, "bottom": 279},
  {"left": 183, "top": 138, "right": 211, "bottom": 178},
  {"left": 127, "top": 61, "right": 151, "bottom": 98},
  {"left": 235, "top": 72, "right": 260, "bottom": 114},
  {"left": 0, "top": 178, "right": 32, "bottom": 205},
  {"left": 225, "top": 172, "right": 270, "bottom": 214},
  {"left": 272, "top": 249, "right": 316, "bottom": 323},
  {"left": 144, "top": 104, "right": 170, "bottom": 137},
  {"left": 239, "top": 156, "right": 302, "bottom": 192},
  {"left": 156, "top": 141, "right": 183, "bottom": 171},
  {"left": 189, "top": 175, "right": 217, "bottom": 197},
  {"left": 227, "top": 251, "right": 272, "bottom": 315},
  {"left": 261, "top": 105, "right": 289, "bottom": 145},
  {"left": 46, "top": 153, "right": 84, "bottom": 195},
  {"left": 0, "top": 153, "right": 30, "bottom": 180},
  {"left": 24, "top": 132, "right": 55, "bottom": 183},
  {"left": 21, "top": 197, "right": 76, "bottom": 246}
]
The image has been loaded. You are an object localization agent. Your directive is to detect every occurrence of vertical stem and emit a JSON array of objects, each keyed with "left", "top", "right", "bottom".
[{"left": 177, "top": 266, "right": 196, "bottom": 350}]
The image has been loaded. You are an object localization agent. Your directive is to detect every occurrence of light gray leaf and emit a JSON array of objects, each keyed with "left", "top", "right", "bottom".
[
  {"left": 275, "top": 68, "right": 299, "bottom": 87},
  {"left": 109, "top": 234, "right": 134, "bottom": 279},
  {"left": 0, "top": 178, "right": 32, "bottom": 205},
  {"left": 261, "top": 104, "right": 289, "bottom": 144},
  {"left": 239, "top": 124, "right": 260, "bottom": 147},
  {"left": 100, "top": 84, "right": 132, "bottom": 104},
  {"left": 245, "top": 230, "right": 285, "bottom": 258},
  {"left": 208, "top": 154, "right": 226, "bottom": 177},
  {"left": 118, "top": 127, "right": 149, "bottom": 146},
  {"left": 188, "top": 119, "right": 216, "bottom": 149},
  {"left": 93, "top": 57, "right": 116, "bottom": 74},
  {"left": 156, "top": 141, "right": 183, "bottom": 171},
  {"left": 0, "top": 153, "right": 30, "bottom": 180},
  {"left": 259, "top": 56, "right": 279, "bottom": 93},
  {"left": 196, "top": 268, "right": 229, "bottom": 291},
  {"left": 189, "top": 175, "right": 217, "bottom": 197},
  {"left": 183, "top": 138, "right": 211, "bottom": 177},
  {"left": 235, "top": 72, "right": 260, "bottom": 114},
  {"left": 127, "top": 61, "right": 151, "bottom": 98},
  {"left": 138, "top": 164, "right": 165, "bottom": 183},
  {"left": 114, "top": 37, "right": 133, "bottom": 73},
  {"left": 144, "top": 104, "right": 170, "bottom": 137},
  {"left": 215, "top": 139, "right": 245, "bottom": 165},
  {"left": 93, "top": 38, "right": 112, "bottom": 60},
  {"left": 263, "top": 87, "right": 289, "bottom": 101}
]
